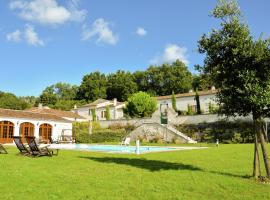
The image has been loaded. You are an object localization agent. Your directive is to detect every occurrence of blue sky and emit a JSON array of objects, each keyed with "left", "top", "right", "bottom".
[{"left": 0, "top": 0, "right": 270, "bottom": 97}]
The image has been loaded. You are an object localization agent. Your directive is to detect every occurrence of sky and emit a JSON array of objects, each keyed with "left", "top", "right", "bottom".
[{"left": 0, "top": 0, "right": 270, "bottom": 97}]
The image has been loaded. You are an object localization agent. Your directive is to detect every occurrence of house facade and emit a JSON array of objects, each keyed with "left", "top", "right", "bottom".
[
  {"left": 156, "top": 89, "right": 218, "bottom": 114},
  {"left": 0, "top": 106, "right": 84, "bottom": 144},
  {"left": 73, "top": 98, "right": 125, "bottom": 121}
]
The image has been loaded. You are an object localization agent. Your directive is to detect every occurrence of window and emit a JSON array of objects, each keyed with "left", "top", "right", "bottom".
[{"left": 101, "top": 110, "right": 106, "bottom": 118}]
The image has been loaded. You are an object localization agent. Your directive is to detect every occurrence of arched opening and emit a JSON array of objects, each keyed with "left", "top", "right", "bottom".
[
  {"left": 20, "top": 122, "right": 34, "bottom": 142},
  {"left": 39, "top": 123, "right": 52, "bottom": 143},
  {"left": 0, "top": 121, "right": 14, "bottom": 143}
]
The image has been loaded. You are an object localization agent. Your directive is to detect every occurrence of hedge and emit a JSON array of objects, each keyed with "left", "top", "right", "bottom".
[{"left": 75, "top": 129, "right": 129, "bottom": 143}]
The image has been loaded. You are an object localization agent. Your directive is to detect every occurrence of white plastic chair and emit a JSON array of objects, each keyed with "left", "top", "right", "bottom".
[{"left": 121, "top": 137, "right": 130, "bottom": 146}]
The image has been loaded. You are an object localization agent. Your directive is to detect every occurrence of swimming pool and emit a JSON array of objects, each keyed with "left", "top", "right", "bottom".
[{"left": 47, "top": 144, "right": 206, "bottom": 154}]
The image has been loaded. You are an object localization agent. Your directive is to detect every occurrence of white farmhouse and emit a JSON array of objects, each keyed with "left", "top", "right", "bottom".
[
  {"left": 0, "top": 106, "right": 84, "bottom": 144},
  {"left": 156, "top": 89, "right": 217, "bottom": 114},
  {"left": 73, "top": 98, "right": 125, "bottom": 121}
]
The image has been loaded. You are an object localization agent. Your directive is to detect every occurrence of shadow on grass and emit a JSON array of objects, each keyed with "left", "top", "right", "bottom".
[
  {"left": 79, "top": 156, "right": 202, "bottom": 172},
  {"left": 79, "top": 156, "right": 251, "bottom": 179}
]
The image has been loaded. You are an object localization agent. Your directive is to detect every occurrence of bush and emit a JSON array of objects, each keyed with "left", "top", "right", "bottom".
[
  {"left": 76, "top": 129, "right": 129, "bottom": 143},
  {"left": 125, "top": 92, "right": 157, "bottom": 118},
  {"left": 108, "top": 123, "right": 135, "bottom": 133},
  {"left": 176, "top": 120, "right": 254, "bottom": 143}
]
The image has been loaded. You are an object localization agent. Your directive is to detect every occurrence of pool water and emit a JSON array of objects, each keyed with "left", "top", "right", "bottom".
[
  {"left": 47, "top": 144, "right": 206, "bottom": 154},
  {"left": 76, "top": 144, "right": 178, "bottom": 153}
]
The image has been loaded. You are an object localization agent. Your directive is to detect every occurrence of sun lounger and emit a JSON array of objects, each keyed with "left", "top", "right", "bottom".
[
  {"left": 25, "top": 136, "right": 53, "bottom": 157},
  {"left": 13, "top": 136, "right": 31, "bottom": 156},
  {"left": 0, "top": 144, "right": 8, "bottom": 154}
]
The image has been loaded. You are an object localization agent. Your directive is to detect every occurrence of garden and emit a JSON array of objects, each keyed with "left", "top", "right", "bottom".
[{"left": 1, "top": 144, "right": 270, "bottom": 200}]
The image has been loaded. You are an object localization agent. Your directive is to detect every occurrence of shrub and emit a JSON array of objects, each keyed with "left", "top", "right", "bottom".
[
  {"left": 176, "top": 120, "right": 254, "bottom": 143},
  {"left": 187, "top": 104, "right": 194, "bottom": 115},
  {"left": 75, "top": 129, "right": 129, "bottom": 143},
  {"left": 125, "top": 92, "right": 157, "bottom": 118}
]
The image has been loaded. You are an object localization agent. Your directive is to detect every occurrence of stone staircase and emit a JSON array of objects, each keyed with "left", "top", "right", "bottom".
[{"left": 130, "top": 121, "right": 197, "bottom": 144}]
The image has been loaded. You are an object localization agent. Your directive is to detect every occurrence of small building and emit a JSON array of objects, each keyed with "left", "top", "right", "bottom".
[
  {"left": 73, "top": 98, "right": 125, "bottom": 121},
  {"left": 0, "top": 107, "right": 82, "bottom": 144},
  {"left": 156, "top": 89, "right": 217, "bottom": 114}
]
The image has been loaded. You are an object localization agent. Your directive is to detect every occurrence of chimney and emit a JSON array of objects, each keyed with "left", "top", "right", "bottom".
[
  {"left": 189, "top": 89, "right": 193, "bottom": 93},
  {"left": 38, "top": 103, "right": 43, "bottom": 109},
  {"left": 113, "top": 98, "right": 117, "bottom": 106},
  {"left": 211, "top": 86, "right": 216, "bottom": 91}
]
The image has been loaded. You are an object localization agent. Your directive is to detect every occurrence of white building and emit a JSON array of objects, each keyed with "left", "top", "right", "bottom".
[
  {"left": 73, "top": 98, "right": 125, "bottom": 121},
  {"left": 0, "top": 107, "right": 84, "bottom": 144},
  {"left": 156, "top": 89, "right": 218, "bottom": 114}
]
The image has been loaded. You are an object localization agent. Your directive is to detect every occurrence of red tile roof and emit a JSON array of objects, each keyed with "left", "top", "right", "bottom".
[
  {"left": 0, "top": 108, "right": 71, "bottom": 123},
  {"left": 26, "top": 107, "right": 85, "bottom": 119}
]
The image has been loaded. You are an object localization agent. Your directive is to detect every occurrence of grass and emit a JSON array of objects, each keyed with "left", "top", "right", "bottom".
[{"left": 1, "top": 144, "right": 270, "bottom": 200}]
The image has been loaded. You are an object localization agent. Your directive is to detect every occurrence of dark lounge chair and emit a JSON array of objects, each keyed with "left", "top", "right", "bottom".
[
  {"left": 13, "top": 136, "right": 31, "bottom": 156},
  {"left": 0, "top": 144, "right": 8, "bottom": 154},
  {"left": 25, "top": 136, "right": 53, "bottom": 157}
]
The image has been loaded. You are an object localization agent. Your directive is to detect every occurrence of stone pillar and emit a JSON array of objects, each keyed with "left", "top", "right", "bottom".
[
  {"left": 34, "top": 123, "right": 39, "bottom": 139},
  {"left": 14, "top": 122, "right": 20, "bottom": 137}
]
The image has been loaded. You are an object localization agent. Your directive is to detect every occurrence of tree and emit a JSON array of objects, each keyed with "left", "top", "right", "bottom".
[
  {"left": 105, "top": 106, "right": 111, "bottom": 120},
  {"left": 106, "top": 70, "right": 138, "bottom": 101},
  {"left": 171, "top": 91, "right": 177, "bottom": 112},
  {"left": 91, "top": 109, "right": 97, "bottom": 121},
  {"left": 198, "top": 0, "right": 270, "bottom": 179},
  {"left": 0, "top": 91, "right": 30, "bottom": 110},
  {"left": 125, "top": 92, "right": 157, "bottom": 118},
  {"left": 38, "top": 86, "right": 57, "bottom": 106},
  {"left": 195, "top": 89, "right": 201, "bottom": 114},
  {"left": 77, "top": 71, "right": 107, "bottom": 102},
  {"left": 145, "top": 60, "right": 193, "bottom": 96},
  {"left": 37, "top": 82, "right": 78, "bottom": 107}
]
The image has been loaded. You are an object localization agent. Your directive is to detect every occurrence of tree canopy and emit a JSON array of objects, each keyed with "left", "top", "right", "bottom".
[
  {"left": 125, "top": 92, "right": 157, "bottom": 118},
  {"left": 106, "top": 70, "right": 138, "bottom": 101},
  {"left": 198, "top": 0, "right": 270, "bottom": 179},
  {"left": 77, "top": 71, "right": 107, "bottom": 102}
]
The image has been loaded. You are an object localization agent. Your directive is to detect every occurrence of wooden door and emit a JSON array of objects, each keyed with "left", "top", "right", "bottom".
[
  {"left": 20, "top": 122, "right": 34, "bottom": 143},
  {"left": 39, "top": 123, "right": 52, "bottom": 143},
  {"left": 0, "top": 121, "right": 14, "bottom": 144}
]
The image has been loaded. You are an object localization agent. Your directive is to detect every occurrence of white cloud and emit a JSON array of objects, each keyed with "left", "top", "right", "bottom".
[
  {"left": 6, "top": 30, "right": 22, "bottom": 42},
  {"left": 24, "top": 25, "right": 44, "bottom": 46},
  {"left": 81, "top": 18, "right": 118, "bottom": 45},
  {"left": 150, "top": 44, "right": 189, "bottom": 65},
  {"left": 136, "top": 27, "right": 147, "bottom": 36},
  {"left": 9, "top": 0, "right": 87, "bottom": 25},
  {"left": 6, "top": 25, "right": 44, "bottom": 47}
]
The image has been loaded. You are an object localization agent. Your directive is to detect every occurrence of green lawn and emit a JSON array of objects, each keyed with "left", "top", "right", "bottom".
[{"left": 1, "top": 144, "right": 270, "bottom": 200}]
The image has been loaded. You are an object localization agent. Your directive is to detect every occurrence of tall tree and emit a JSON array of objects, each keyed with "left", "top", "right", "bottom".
[
  {"left": 37, "top": 82, "right": 78, "bottom": 108},
  {"left": 106, "top": 70, "right": 138, "bottom": 101},
  {"left": 171, "top": 91, "right": 177, "bottom": 112},
  {"left": 195, "top": 89, "right": 201, "bottom": 114},
  {"left": 198, "top": 0, "right": 270, "bottom": 178},
  {"left": 144, "top": 60, "right": 193, "bottom": 96},
  {"left": 77, "top": 71, "right": 107, "bottom": 102}
]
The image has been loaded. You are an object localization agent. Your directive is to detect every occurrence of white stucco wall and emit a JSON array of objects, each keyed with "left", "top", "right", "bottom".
[
  {"left": 157, "top": 94, "right": 217, "bottom": 113},
  {"left": 76, "top": 106, "right": 124, "bottom": 121},
  {"left": 0, "top": 117, "right": 72, "bottom": 143}
]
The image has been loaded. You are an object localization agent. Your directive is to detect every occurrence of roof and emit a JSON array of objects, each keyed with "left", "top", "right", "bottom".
[
  {"left": 78, "top": 98, "right": 125, "bottom": 108},
  {"left": 26, "top": 107, "right": 85, "bottom": 119},
  {"left": 156, "top": 90, "right": 218, "bottom": 101},
  {"left": 0, "top": 108, "right": 71, "bottom": 123}
]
